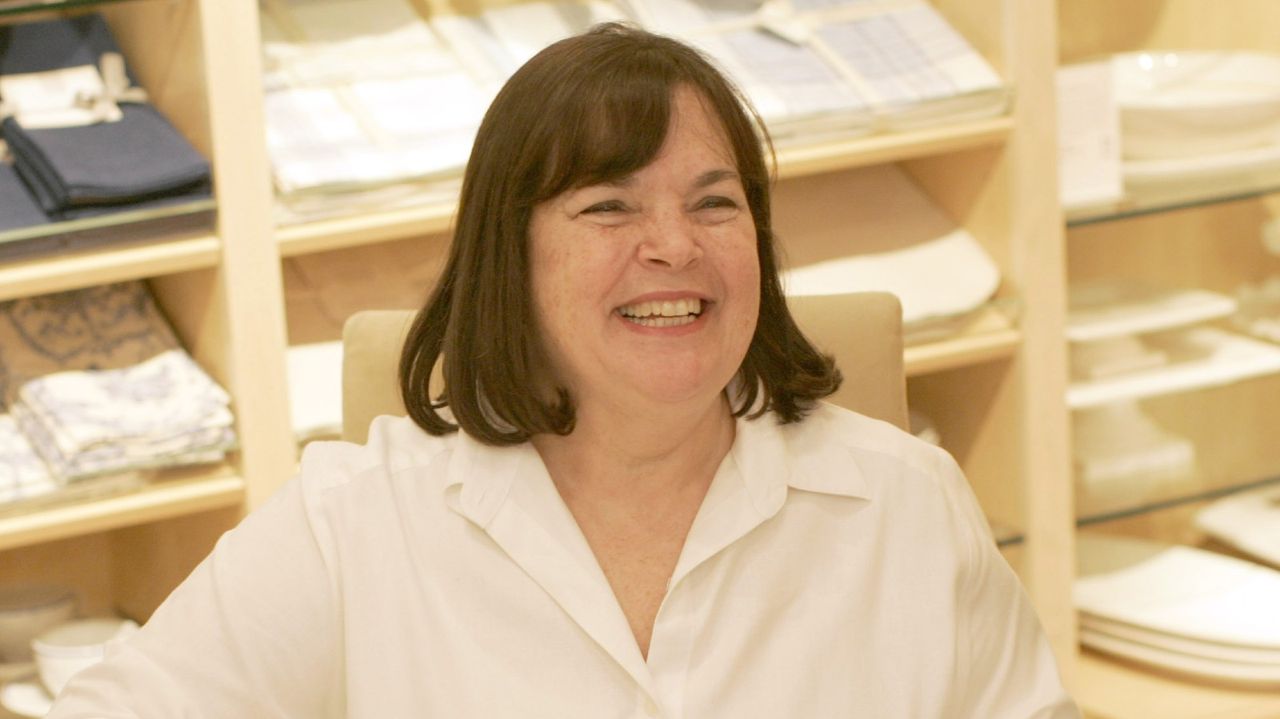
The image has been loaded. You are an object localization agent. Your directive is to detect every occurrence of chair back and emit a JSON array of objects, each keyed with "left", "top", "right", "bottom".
[{"left": 341, "top": 291, "right": 907, "bottom": 443}]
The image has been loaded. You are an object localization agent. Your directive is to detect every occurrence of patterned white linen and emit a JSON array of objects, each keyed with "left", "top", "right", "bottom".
[
  {"left": 12, "top": 349, "right": 235, "bottom": 481},
  {"left": 0, "top": 413, "right": 57, "bottom": 503}
]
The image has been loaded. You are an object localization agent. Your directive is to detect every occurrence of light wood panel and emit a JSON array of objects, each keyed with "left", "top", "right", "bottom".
[
  {"left": 0, "top": 235, "right": 219, "bottom": 303},
  {"left": 0, "top": 468, "right": 244, "bottom": 552},
  {"left": 1060, "top": 0, "right": 1280, "bottom": 64}
]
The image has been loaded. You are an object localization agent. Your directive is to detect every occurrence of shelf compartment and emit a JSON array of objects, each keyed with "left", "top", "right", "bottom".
[
  {"left": 1068, "top": 328, "right": 1280, "bottom": 409},
  {"left": 0, "top": 232, "right": 220, "bottom": 303},
  {"left": 0, "top": 465, "right": 244, "bottom": 552},
  {"left": 1078, "top": 650, "right": 1280, "bottom": 719},
  {"left": 1076, "top": 473, "right": 1280, "bottom": 531},
  {"left": 275, "top": 116, "right": 1014, "bottom": 258},
  {"left": 904, "top": 304, "right": 1022, "bottom": 376}
]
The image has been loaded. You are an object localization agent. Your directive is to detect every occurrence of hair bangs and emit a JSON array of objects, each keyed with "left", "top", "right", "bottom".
[{"left": 534, "top": 58, "right": 678, "bottom": 202}]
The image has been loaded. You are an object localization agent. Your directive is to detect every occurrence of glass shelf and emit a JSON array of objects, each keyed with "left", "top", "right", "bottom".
[
  {"left": 0, "top": 0, "right": 135, "bottom": 17},
  {"left": 1066, "top": 176, "right": 1280, "bottom": 227},
  {"left": 0, "top": 198, "right": 217, "bottom": 264},
  {"left": 1076, "top": 473, "right": 1280, "bottom": 529}
]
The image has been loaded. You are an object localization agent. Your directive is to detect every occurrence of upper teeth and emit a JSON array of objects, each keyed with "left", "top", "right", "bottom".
[{"left": 619, "top": 298, "right": 703, "bottom": 318}]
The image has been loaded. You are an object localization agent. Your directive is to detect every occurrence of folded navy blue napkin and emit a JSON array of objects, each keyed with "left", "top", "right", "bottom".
[
  {"left": 0, "top": 163, "right": 49, "bottom": 231},
  {"left": 4, "top": 104, "right": 211, "bottom": 210}
]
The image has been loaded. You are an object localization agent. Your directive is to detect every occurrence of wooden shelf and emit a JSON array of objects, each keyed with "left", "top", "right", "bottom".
[
  {"left": 274, "top": 116, "right": 1014, "bottom": 258},
  {"left": 0, "top": 234, "right": 221, "bottom": 303},
  {"left": 277, "top": 201, "right": 456, "bottom": 257},
  {"left": 1078, "top": 651, "right": 1280, "bottom": 719},
  {"left": 904, "top": 305, "right": 1022, "bottom": 376},
  {"left": 0, "top": 467, "right": 245, "bottom": 552},
  {"left": 774, "top": 115, "right": 1014, "bottom": 180}
]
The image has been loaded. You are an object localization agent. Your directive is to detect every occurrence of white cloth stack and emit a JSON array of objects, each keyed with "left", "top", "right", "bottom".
[
  {"left": 0, "top": 414, "right": 57, "bottom": 504},
  {"left": 10, "top": 349, "right": 235, "bottom": 482},
  {"left": 260, "top": 0, "right": 490, "bottom": 216}
]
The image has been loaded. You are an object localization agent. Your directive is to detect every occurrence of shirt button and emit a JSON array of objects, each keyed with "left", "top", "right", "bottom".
[{"left": 643, "top": 697, "right": 660, "bottom": 716}]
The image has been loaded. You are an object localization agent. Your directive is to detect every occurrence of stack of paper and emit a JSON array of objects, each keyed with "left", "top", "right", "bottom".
[{"left": 1076, "top": 534, "right": 1280, "bottom": 686}]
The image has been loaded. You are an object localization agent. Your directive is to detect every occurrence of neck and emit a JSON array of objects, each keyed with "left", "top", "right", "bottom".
[{"left": 531, "top": 392, "right": 735, "bottom": 502}]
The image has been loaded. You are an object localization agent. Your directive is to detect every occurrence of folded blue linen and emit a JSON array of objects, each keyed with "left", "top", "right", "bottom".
[
  {"left": 0, "top": 163, "right": 48, "bottom": 230},
  {"left": 3, "top": 104, "right": 210, "bottom": 210},
  {"left": 0, "top": 14, "right": 137, "bottom": 83}
]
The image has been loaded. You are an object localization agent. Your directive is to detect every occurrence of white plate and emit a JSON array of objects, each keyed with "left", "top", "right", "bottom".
[
  {"left": 1123, "top": 141, "right": 1280, "bottom": 186},
  {"left": 0, "top": 679, "right": 52, "bottom": 718},
  {"left": 1114, "top": 51, "right": 1280, "bottom": 160},
  {"left": 1195, "top": 485, "right": 1280, "bottom": 567},
  {"left": 1082, "top": 628, "right": 1280, "bottom": 687},
  {"left": 1075, "top": 534, "right": 1280, "bottom": 649}
]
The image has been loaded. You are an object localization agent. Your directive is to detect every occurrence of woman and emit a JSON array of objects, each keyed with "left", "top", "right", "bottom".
[{"left": 51, "top": 23, "right": 1077, "bottom": 718}]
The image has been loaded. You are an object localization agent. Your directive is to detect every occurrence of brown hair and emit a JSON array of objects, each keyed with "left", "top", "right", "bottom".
[{"left": 400, "top": 22, "right": 840, "bottom": 445}]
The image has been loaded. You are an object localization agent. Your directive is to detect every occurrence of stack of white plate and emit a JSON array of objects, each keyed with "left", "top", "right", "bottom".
[
  {"left": 1114, "top": 51, "right": 1280, "bottom": 202},
  {"left": 1195, "top": 484, "right": 1280, "bottom": 568},
  {"left": 1076, "top": 534, "right": 1280, "bottom": 686}
]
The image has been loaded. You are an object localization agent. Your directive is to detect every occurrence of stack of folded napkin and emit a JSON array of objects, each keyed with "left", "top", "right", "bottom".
[
  {"left": 0, "top": 14, "right": 211, "bottom": 225},
  {"left": 0, "top": 282, "right": 236, "bottom": 493},
  {"left": 10, "top": 350, "right": 235, "bottom": 481}
]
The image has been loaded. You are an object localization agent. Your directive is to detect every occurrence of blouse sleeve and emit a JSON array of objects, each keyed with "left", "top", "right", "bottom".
[
  {"left": 933, "top": 449, "right": 1082, "bottom": 719},
  {"left": 46, "top": 475, "right": 344, "bottom": 719}
]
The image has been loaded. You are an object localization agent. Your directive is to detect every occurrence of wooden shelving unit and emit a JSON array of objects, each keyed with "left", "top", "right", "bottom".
[
  {"left": 1058, "top": 1, "right": 1280, "bottom": 714},
  {"left": 0, "top": 0, "right": 1085, "bottom": 702}
]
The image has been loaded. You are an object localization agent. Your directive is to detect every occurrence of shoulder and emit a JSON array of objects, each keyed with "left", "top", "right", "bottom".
[
  {"left": 295, "top": 414, "right": 457, "bottom": 498},
  {"left": 781, "top": 401, "right": 961, "bottom": 489}
]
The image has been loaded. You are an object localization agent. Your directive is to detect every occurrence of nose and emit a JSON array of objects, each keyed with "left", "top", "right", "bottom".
[{"left": 638, "top": 213, "right": 703, "bottom": 270}]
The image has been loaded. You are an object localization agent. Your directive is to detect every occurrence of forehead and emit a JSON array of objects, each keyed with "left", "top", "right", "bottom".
[{"left": 664, "top": 86, "right": 737, "bottom": 165}]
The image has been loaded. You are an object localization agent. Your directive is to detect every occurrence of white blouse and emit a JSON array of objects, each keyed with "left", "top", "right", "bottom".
[{"left": 50, "top": 403, "right": 1078, "bottom": 718}]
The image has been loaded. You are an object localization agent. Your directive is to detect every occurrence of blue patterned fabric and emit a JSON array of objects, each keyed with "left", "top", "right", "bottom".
[{"left": 0, "top": 281, "right": 179, "bottom": 407}]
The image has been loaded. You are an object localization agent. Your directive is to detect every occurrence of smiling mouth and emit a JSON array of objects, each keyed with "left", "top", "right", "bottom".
[{"left": 617, "top": 298, "right": 705, "bottom": 328}]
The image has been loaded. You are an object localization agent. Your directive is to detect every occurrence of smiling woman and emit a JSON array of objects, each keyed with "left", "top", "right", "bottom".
[{"left": 47, "top": 23, "right": 1079, "bottom": 719}]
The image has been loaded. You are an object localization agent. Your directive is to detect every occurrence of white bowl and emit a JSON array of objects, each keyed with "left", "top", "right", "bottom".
[
  {"left": 1114, "top": 51, "right": 1280, "bottom": 159},
  {"left": 0, "top": 585, "right": 77, "bottom": 663},
  {"left": 31, "top": 618, "right": 138, "bottom": 696}
]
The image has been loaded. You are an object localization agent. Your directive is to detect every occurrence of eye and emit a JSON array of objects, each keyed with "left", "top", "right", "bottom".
[
  {"left": 695, "top": 195, "right": 739, "bottom": 211},
  {"left": 579, "top": 199, "right": 628, "bottom": 215}
]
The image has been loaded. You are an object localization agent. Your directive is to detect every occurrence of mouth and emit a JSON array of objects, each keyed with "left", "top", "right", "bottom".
[{"left": 616, "top": 297, "right": 705, "bottom": 328}]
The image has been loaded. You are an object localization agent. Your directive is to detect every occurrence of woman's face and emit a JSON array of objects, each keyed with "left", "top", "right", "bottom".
[{"left": 528, "top": 86, "right": 761, "bottom": 416}]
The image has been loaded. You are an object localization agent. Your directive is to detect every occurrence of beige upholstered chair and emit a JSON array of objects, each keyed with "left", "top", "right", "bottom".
[{"left": 341, "top": 292, "right": 907, "bottom": 444}]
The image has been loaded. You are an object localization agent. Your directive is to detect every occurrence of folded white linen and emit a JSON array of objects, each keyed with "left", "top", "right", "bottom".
[
  {"left": 0, "top": 413, "right": 57, "bottom": 503},
  {"left": 12, "top": 349, "right": 235, "bottom": 481}
]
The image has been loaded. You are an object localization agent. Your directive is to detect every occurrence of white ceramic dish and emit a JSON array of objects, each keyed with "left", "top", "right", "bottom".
[
  {"left": 1081, "top": 628, "right": 1280, "bottom": 687},
  {"left": 32, "top": 618, "right": 138, "bottom": 697},
  {"left": 0, "top": 679, "right": 52, "bottom": 718},
  {"left": 1114, "top": 51, "right": 1280, "bottom": 160},
  {"left": 0, "top": 586, "right": 76, "bottom": 663}
]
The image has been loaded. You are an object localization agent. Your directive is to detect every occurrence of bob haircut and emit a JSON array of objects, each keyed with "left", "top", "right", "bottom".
[{"left": 400, "top": 22, "right": 840, "bottom": 445}]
